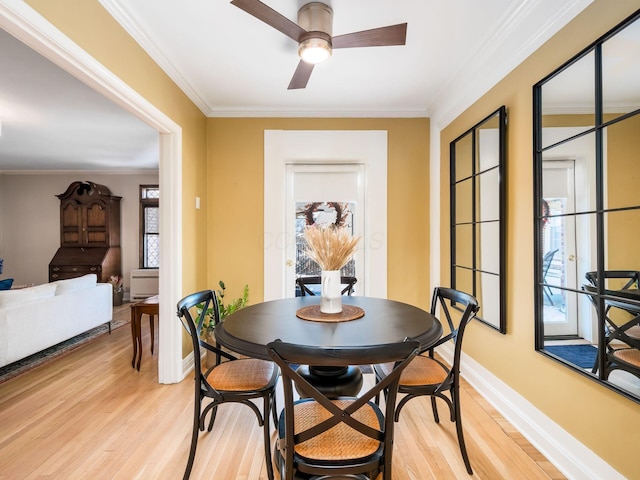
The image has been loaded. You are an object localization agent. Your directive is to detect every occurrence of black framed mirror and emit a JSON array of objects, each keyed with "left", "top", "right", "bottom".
[
  {"left": 450, "top": 106, "right": 507, "bottom": 333},
  {"left": 534, "top": 9, "right": 640, "bottom": 403}
]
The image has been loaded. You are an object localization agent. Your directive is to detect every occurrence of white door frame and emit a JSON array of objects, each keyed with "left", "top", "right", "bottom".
[
  {"left": 0, "top": 0, "right": 184, "bottom": 383},
  {"left": 285, "top": 163, "right": 366, "bottom": 297},
  {"left": 264, "top": 130, "right": 387, "bottom": 300},
  {"left": 542, "top": 160, "right": 579, "bottom": 336},
  {"left": 542, "top": 127, "right": 597, "bottom": 340}
]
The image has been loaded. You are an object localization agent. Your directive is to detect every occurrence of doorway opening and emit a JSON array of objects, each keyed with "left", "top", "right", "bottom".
[{"left": 264, "top": 130, "right": 387, "bottom": 300}]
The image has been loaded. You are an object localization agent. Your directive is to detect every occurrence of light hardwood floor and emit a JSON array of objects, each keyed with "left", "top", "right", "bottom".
[{"left": 0, "top": 304, "right": 565, "bottom": 480}]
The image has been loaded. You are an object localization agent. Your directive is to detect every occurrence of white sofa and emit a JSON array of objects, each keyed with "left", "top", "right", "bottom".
[{"left": 0, "top": 274, "right": 113, "bottom": 368}]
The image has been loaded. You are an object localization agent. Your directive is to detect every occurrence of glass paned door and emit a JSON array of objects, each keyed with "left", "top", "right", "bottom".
[
  {"left": 294, "top": 202, "right": 356, "bottom": 296},
  {"left": 285, "top": 164, "right": 364, "bottom": 297}
]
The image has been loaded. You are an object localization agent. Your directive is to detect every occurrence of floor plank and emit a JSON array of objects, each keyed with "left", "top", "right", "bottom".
[{"left": 0, "top": 303, "right": 565, "bottom": 479}]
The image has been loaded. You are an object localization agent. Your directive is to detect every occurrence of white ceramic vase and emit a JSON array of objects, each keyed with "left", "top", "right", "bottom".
[{"left": 320, "top": 270, "right": 342, "bottom": 314}]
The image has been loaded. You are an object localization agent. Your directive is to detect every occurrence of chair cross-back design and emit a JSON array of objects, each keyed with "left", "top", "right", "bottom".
[
  {"left": 374, "top": 287, "right": 479, "bottom": 475},
  {"left": 542, "top": 249, "right": 559, "bottom": 305},
  {"left": 296, "top": 276, "right": 357, "bottom": 296},
  {"left": 177, "top": 290, "right": 278, "bottom": 480},
  {"left": 583, "top": 271, "right": 640, "bottom": 378},
  {"left": 585, "top": 270, "right": 640, "bottom": 291},
  {"left": 268, "top": 339, "right": 419, "bottom": 480}
]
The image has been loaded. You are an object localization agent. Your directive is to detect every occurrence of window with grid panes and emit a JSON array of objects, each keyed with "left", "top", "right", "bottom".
[{"left": 140, "top": 185, "right": 159, "bottom": 268}]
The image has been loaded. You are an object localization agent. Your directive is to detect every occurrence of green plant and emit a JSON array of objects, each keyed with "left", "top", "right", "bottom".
[
  {"left": 216, "top": 280, "right": 249, "bottom": 319},
  {"left": 198, "top": 281, "right": 249, "bottom": 337}
]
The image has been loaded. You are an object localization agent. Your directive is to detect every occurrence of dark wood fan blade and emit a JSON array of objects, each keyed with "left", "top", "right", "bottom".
[
  {"left": 332, "top": 23, "right": 407, "bottom": 49},
  {"left": 288, "top": 61, "right": 314, "bottom": 90},
  {"left": 231, "top": 0, "right": 306, "bottom": 42}
]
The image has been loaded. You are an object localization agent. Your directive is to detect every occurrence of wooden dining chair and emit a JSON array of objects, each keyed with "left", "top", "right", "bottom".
[
  {"left": 295, "top": 275, "right": 360, "bottom": 397},
  {"left": 374, "top": 287, "right": 479, "bottom": 475},
  {"left": 296, "top": 275, "right": 357, "bottom": 296},
  {"left": 177, "top": 290, "right": 279, "bottom": 480},
  {"left": 268, "top": 338, "right": 419, "bottom": 480}
]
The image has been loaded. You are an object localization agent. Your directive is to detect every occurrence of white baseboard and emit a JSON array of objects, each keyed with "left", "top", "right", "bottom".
[{"left": 438, "top": 344, "right": 625, "bottom": 480}]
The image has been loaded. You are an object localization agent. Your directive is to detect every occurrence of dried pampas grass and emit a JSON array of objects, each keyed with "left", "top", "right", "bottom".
[{"left": 304, "top": 225, "right": 360, "bottom": 271}]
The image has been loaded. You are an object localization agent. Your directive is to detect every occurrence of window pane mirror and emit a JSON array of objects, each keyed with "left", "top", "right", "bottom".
[
  {"left": 534, "top": 9, "right": 640, "bottom": 403},
  {"left": 450, "top": 106, "right": 507, "bottom": 333}
]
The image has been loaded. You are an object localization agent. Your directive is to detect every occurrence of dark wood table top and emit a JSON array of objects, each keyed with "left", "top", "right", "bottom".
[
  {"left": 603, "top": 288, "right": 640, "bottom": 313},
  {"left": 215, "top": 296, "right": 443, "bottom": 361}
]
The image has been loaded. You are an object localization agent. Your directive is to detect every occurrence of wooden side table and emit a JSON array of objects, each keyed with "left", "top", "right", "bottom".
[{"left": 130, "top": 295, "right": 159, "bottom": 370}]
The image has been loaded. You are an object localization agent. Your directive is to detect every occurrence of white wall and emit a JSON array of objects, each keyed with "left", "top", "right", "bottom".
[{"left": 0, "top": 172, "right": 158, "bottom": 292}]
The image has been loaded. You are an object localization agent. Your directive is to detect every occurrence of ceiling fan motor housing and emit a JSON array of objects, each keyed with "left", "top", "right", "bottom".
[
  {"left": 298, "top": 2, "right": 333, "bottom": 63},
  {"left": 298, "top": 2, "right": 333, "bottom": 35}
]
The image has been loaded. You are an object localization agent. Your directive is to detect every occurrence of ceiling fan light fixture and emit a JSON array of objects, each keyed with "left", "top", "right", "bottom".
[
  {"left": 297, "top": 2, "right": 333, "bottom": 64},
  {"left": 298, "top": 37, "right": 332, "bottom": 64}
]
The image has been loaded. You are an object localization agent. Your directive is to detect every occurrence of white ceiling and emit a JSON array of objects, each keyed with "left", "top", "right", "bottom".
[
  {"left": 0, "top": 0, "right": 594, "bottom": 172},
  {"left": 0, "top": 27, "right": 159, "bottom": 172}
]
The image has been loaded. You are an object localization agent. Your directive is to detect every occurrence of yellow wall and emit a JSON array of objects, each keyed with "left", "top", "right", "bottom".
[
  {"left": 607, "top": 114, "right": 640, "bottom": 273},
  {"left": 25, "top": 0, "right": 209, "bottom": 295},
  {"left": 441, "top": 2, "right": 640, "bottom": 477},
  {"left": 18, "top": 0, "right": 640, "bottom": 475},
  {"left": 541, "top": 112, "right": 640, "bottom": 273},
  {"left": 207, "top": 118, "right": 430, "bottom": 308}
]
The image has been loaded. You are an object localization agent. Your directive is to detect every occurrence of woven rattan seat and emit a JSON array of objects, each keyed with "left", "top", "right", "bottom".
[
  {"left": 206, "top": 358, "right": 276, "bottom": 391},
  {"left": 379, "top": 355, "right": 448, "bottom": 386},
  {"left": 626, "top": 325, "right": 640, "bottom": 340},
  {"left": 269, "top": 339, "right": 419, "bottom": 480},
  {"left": 292, "top": 399, "right": 380, "bottom": 460},
  {"left": 374, "top": 287, "right": 479, "bottom": 476},
  {"left": 612, "top": 348, "right": 640, "bottom": 367},
  {"left": 177, "top": 290, "right": 278, "bottom": 480}
]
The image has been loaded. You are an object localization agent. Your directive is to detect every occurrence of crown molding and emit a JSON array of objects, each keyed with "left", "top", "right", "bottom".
[
  {"left": 207, "top": 107, "right": 429, "bottom": 118},
  {"left": 0, "top": 169, "right": 159, "bottom": 175},
  {"left": 542, "top": 104, "right": 640, "bottom": 115},
  {"left": 99, "top": 0, "right": 592, "bottom": 121},
  {"left": 98, "top": 0, "right": 211, "bottom": 116},
  {"left": 428, "top": 0, "right": 594, "bottom": 128}
]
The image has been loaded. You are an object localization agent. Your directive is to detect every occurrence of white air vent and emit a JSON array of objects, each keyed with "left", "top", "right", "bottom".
[{"left": 130, "top": 269, "right": 159, "bottom": 301}]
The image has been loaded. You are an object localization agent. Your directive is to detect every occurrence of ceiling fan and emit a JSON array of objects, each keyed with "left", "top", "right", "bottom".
[{"left": 230, "top": 0, "right": 407, "bottom": 89}]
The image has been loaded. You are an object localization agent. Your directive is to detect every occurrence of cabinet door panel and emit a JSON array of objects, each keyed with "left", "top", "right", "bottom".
[
  {"left": 61, "top": 204, "right": 82, "bottom": 245},
  {"left": 86, "top": 203, "right": 106, "bottom": 227},
  {"left": 84, "top": 204, "right": 108, "bottom": 245}
]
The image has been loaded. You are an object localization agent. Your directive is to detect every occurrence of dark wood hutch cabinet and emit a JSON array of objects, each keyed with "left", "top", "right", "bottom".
[{"left": 49, "top": 181, "right": 122, "bottom": 283}]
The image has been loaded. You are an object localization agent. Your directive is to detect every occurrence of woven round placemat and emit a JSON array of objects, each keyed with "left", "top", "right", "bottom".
[{"left": 296, "top": 304, "right": 365, "bottom": 323}]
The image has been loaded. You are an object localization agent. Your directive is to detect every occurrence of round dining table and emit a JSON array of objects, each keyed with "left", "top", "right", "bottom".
[{"left": 215, "top": 295, "right": 443, "bottom": 396}]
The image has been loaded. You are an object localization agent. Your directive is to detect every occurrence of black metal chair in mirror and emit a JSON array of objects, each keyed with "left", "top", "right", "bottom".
[
  {"left": 177, "top": 290, "right": 279, "bottom": 480},
  {"left": 268, "top": 338, "right": 419, "bottom": 480},
  {"left": 542, "top": 249, "right": 559, "bottom": 305},
  {"left": 374, "top": 287, "right": 480, "bottom": 475},
  {"left": 583, "top": 271, "right": 640, "bottom": 379}
]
